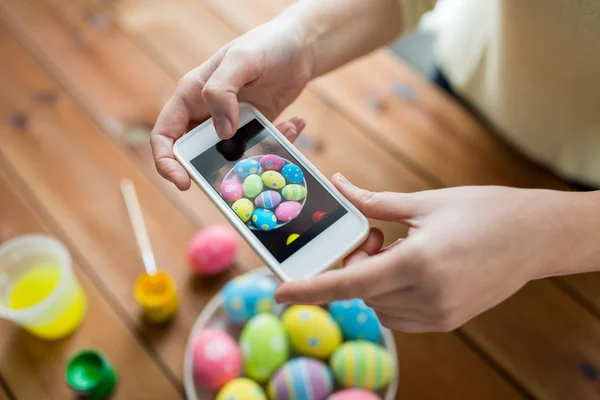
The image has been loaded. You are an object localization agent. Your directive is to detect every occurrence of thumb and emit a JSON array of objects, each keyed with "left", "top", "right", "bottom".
[{"left": 332, "top": 173, "right": 418, "bottom": 222}]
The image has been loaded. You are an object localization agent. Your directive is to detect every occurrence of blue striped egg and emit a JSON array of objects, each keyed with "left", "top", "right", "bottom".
[
  {"left": 221, "top": 274, "right": 278, "bottom": 324},
  {"left": 330, "top": 341, "right": 394, "bottom": 391},
  {"left": 328, "top": 299, "right": 382, "bottom": 343},
  {"left": 268, "top": 358, "right": 334, "bottom": 400},
  {"left": 255, "top": 190, "right": 282, "bottom": 209},
  {"left": 252, "top": 209, "right": 277, "bottom": 231},
  {"left": 281, "top": 184, "right": 307, "bottom": 201},
  {"left": 234, "top": 159, "right": 261, "bottom": 178},
  {"left": 281, "top": 163, "right": 304, "bottom": 184}
]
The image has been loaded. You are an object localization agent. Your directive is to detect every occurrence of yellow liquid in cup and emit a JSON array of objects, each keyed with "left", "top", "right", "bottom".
[{"left": 8, "top": 264, "right": 86, "bottom": 340}]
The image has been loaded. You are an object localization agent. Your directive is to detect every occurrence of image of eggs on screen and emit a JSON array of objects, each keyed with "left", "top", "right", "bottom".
[{"left": 191, "top": 119, "right": 347, "bottom": 262}]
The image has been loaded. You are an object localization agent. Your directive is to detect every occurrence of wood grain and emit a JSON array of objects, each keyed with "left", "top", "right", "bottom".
[
  {"left": 0, "top": 3, "right": 527, "bottom": 400},
  {"left": 0, "top": 0, "right": 264, "bottom": 270},
  {"left": 0, "top": 25, "right": 234, "bottom": 380},
  {"left": 0, "top": 165, "right": 182, "bottom": 399}
]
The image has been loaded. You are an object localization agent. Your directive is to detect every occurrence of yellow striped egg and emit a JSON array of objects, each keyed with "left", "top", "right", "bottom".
[
  {"left": 262, "top": 171, "right": 286, "bottom": 190},
  {"left": 281, "top": 305, "right": 342, "bottom": 359},
  {"left": 281, "top": 184, "right": 307, "bottom": 201},
  {"left": 330, "top": 341, "right": 394, "bottom": 391}
]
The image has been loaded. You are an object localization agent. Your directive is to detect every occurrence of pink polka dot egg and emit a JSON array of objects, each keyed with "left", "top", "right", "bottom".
[
  {"left": 187, "top": 225, "right": 239, "bottom": 275},
  {"left": 192, "top": 328, "right": 242, "bottom": 391},
  {"left": 328, "top": 389, "right": 382, "bottom": 400}
]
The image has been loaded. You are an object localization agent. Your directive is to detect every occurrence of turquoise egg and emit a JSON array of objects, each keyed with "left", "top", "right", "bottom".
[
  {"left": 328, "top": 299, "right": 382, "bottom": 343},
  {"left": 234, "top": 159, "right": 261, "bottom": 178},
  {"left": 252, "top": 209, "right": 277, "bottom": 231},
  {"left": 281, "top": 164, "right": 304, "bottom": 184},
  {"left": 221, "top": 274, "right": 278, "bottom": 324},
  {"left": 243, "top": 174, "right": 264, "bottom": 198}
]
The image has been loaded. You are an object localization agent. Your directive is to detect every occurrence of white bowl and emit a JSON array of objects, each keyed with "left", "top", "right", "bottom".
[
  {"left": 223, "top": 155, "right": 307, "bottom": 230},
  {"left": 183, "top": 268, "right": 399, "bottom": 400}
]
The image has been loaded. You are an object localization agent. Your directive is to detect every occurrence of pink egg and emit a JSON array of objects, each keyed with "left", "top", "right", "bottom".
[
  {"left": 220, "top": 180, "right": 243, "bottom": 203},
  {"left": 187, "top": 225, "right": 239, "bottom": 275},
  {"left": 275, "top": 201, "right": 302, "bottom": 222},
  {"left": 260, "top": 154, "right": 286, "bottom": 171},
  {"left": 193, "top": 328, "right": 242, "bottom": 390},
  {"left": 328, "top": 389, "right": 381, "bottom": 400}
]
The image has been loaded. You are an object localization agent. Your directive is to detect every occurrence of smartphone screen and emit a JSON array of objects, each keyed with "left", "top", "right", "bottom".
[{"left": 190, "top": 119, "right": 348, "bottom": 262}]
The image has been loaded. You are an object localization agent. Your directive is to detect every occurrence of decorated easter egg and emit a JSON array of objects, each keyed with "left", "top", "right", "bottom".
[
  {"left": 281, "top": 184, "right": 307, "bottom": 201},
  {"left": 281, "top": 305, "right": 342, "bottom": 359},
  {"left": 220, "top": 179, "right": 243, "bottom": 203},
  {"left": 260, "top": 154, "right": 286, "bottom": 171},
  {"left": 262, "top": 171, "right": 286, "bottom": 190},
  {"left": 232, "top": 198, "right": 254, "bottom": 222},
  {"left": 255, "top": 190, "right": 282, "bottom": 209},
  {"left": 312, "top": 211, "right": 329, "bottom": 223},
  {"left": 240, "top": 314, "right": 289, "bottom": 383},
  {"left": 192, "top": 328, "right": 242, "bottom": 390},
  {"left": 268, "top": 358, "right": 334, "bottom": 400},
  {"left": 221, "top": 274, "right": 278, "bottom": 324},
  {"left": 187, "top": 225, "right": 239, "bottom": 275},
  {"left": 281, "top": 163, "right": 304, "bottom": 184},
  {"left": 217, "top": 378, "right": 267, "bottom": 400},
  {"left": 329, "top": 299, "right": 382, "bottom": 343},
  {"left": 330, "top": 341, "right": 394, "bottom": 391},
  {"left": 286, "top": 233, "right": 299, "bottom": 245},
  {"left": 234, "top": 159, "right": 260, "bottom": 178},
  {"left": 252, "top": 209, "right": 278, "bottom": 231},
  {"left": 243, "top": 174, "right": 264, "bottom": 198},
  {"left": 275, "top": 201, "right": 302, "bottom": 222},
  {"left": 327, "top": 389, "right": 381, "bottom": 400}
]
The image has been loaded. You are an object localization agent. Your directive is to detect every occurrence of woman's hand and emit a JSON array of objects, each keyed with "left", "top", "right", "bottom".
[
  {"left": 150, "top": 19, "right": 313, "bottom": 190},
  {"left": 276, "top": 175, "right": 600, "bottom": 332}
]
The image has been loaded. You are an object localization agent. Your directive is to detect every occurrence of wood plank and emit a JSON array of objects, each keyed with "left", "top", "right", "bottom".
[
  {"left": 0, "top": 5, "right": 526, "bottom": 400},
  {"left": 0, "top": 379, "right": 11, "bottom": 400},
  {"left": 0, "top": 164, "right": 181, "bottom": 398},
  {"left": 0, "top": 24, "right": 234, "bottom": 380},
  {"left": 123, "top": 1, "right": 600, "bottom": 399},
  {"left": 0, "top": 0, "right": 263, "bottom": 269}
]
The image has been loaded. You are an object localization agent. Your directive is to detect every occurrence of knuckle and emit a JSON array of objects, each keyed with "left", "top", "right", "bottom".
[
  {"left": 177, "top": 72, "right": 205, "bottom": 95},
  {"left": 332, "top": 276, "right": 357, "bottom": 300}
]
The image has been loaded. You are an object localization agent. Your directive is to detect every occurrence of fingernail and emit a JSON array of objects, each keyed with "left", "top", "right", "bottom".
[
  {"left": 335, "top": 173, "right": 348, "bottom": 184},
  {"left": 214, "top": 117, "right": 232, "bottom": 138},
  {"left": 293, "top": 116, "right": 306, "bottom": 132},
  {"left": 286, "top": 128, "right": 298, "bottom": 140}
]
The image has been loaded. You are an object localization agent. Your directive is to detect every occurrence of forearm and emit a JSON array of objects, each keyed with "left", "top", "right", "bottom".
[
  {"left": 277, "top": 0, "right": 403, "bottom": 78},
  {"left": 539, "top": 190, "right": 600, "bottom": 278}
]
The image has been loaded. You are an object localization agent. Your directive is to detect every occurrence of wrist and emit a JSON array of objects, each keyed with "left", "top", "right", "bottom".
[{"left": 536, "top": 190, "right": 600, "bottom": 279}]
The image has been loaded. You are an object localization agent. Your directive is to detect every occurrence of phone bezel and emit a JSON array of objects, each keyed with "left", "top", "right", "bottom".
[{"left": 174, "top": 103, "right": 369, "bottom": 281}]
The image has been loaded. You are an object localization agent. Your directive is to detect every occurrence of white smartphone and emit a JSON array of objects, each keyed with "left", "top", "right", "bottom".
[{"left": 174, "top": 103, "right": 369, "bottom": 281}]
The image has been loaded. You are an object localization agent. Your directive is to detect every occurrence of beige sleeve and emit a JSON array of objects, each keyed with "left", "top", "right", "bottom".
[{"left": 398, "top": 0, "right": 438, "bottom": 33}]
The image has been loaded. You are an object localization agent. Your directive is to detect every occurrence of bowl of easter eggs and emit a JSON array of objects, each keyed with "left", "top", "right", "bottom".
[
  {"left": 184, "top": 268, "right": 399, "bottom": 400},
  {"left": 220, "top": 155, "right": 307, "bottom": 231}
]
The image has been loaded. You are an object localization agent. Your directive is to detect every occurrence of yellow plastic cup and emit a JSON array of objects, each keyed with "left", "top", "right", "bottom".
[
  {"left": 134, "top": 272, "right": 178, "bottom": 324},
  {"left": 0, "top": 235, "right": 87, "bottom": 340}
]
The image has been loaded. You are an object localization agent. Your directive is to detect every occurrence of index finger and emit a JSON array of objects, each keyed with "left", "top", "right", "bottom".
[
  {"left": 151, "top": 57, "right": 223, "bottom": 189},
  {"left": 275, "top": 248, "right": 403, "bottom": 305}
]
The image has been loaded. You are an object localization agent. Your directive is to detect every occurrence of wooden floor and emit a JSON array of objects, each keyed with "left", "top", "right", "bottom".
[{"left": 0, "top": 0, "right": 599, "bottom": 399}]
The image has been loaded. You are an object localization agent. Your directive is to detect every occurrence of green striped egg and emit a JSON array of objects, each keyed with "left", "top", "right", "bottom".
[
  {"left": 330, "top": 341, "right": 394, "bottom": 391},
  {"left": 281, "top": 184, "right": 307, "bottom": 201}
]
